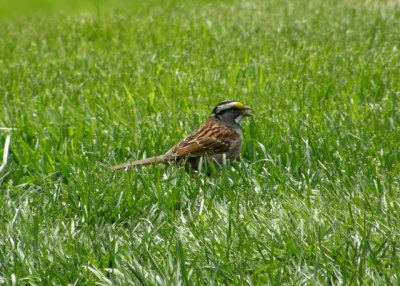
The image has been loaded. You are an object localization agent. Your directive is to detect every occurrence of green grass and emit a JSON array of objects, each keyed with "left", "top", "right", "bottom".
[{"left": 1, "top": 0, "right": 400, "bottom": 284}]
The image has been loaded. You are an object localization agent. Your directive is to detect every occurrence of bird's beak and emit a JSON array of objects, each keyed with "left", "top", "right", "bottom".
[{"left": 243, "top": 106, "right": 253, "bottom": 116}]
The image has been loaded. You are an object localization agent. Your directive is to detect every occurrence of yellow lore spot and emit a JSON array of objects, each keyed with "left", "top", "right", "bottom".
[{"left": 232, "top": 102, "right": 245, "bottom": 109}]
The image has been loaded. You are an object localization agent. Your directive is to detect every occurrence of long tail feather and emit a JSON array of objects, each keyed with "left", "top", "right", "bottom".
[{"left": 110, "top": 155, "right": 168, "bottom": 170}]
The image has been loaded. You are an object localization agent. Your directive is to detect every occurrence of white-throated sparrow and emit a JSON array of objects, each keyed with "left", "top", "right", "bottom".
[{"left": 111, "top": 100, "right": 253, "bottom": 170}]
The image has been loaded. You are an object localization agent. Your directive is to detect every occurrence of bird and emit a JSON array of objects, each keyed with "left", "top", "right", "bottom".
[{"left": 110, "top": 100, "right": 253, "bottom": 170}]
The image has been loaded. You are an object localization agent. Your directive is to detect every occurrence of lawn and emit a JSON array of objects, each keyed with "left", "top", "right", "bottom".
[{"left": 0, "top": 0, "right": 399, "bottom": 284}]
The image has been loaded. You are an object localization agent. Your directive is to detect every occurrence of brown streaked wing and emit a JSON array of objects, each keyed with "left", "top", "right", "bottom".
[{"left": 166, "top": 117, "right": 239, "bottom": 158}]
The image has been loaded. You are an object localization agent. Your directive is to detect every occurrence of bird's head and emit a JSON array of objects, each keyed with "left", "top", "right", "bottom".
[{"left": 211, "top": 100, "right": 253, "bottom": 125}]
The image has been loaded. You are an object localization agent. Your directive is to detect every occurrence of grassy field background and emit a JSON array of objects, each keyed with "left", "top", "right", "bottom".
[{"left": 1, "top": 0, "right": 399, "bottom": 284}]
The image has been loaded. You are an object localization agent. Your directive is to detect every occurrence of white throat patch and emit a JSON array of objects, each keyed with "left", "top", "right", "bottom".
[{"left": 235, "top": 114, "right": 244, "bottom": 125}]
